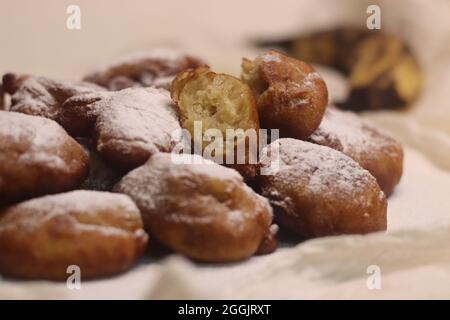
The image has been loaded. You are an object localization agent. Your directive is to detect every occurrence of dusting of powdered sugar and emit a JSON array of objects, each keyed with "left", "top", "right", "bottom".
[
  {"left": 258, "top": 51, "right": 325, "bottom": 114},
  {"left": 288, "top": 97, "right": 310, "bottom": 107},
  {"left": 262, "top": 54, "right": 282, "bottom": 63},
  {"left": 163, "top": 153, "right": 244, "bottom": 182},
  {"left": 116, "top": 153, "right": 270, "bottom": 228},
  {"left": 260, "top": 138, "right": 376, "bottom": 196},
  {"left": 0, "top": 111, "right": 71, "bottom": 168},
  {"left": 0, "top": 190, "right": 141, "bottom": 236},
  {"left": 116, "top": 153, "right": 243, "bottom": 211},
  {"left": 260, "top": 51, "right": 321, "bottom": 89},
  {"left": 301, "top": 72, "right": 322, "bottom": 87},
  {"left": 10, "top": 76, "right": 101, "bottom": 120},
  {"left": 309, "top": 107, "right": 396, "bottom": 156},
  {"left": 10, "top": 77, "right": 57, "bottom": 118},
  {"left": 84, "top": 48, "right": 202, "bottom": 90},
  {"left": 90, "top": 87, "right": 181, "bottom": 157},
  {"left": 20, "top": 190, "right": 138, "bottom": 215},
  {"left": 225, "top": 210, "right": 252, "bottom": 232},
  {"left": 286, "top": 72, "right": 322, "bottom": 100}
]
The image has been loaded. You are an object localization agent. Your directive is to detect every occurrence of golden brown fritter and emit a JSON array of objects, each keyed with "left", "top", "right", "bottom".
[
  {"left": 258, "top": 138, "right": 387, "bottom": 238},
  {"left": 241, "top": 50, "right": 328, "bottom": 140},
  {"left": 59, "top": 87, "right": 181, "bottom": 170},
  {"left": 0, "top": 190, "right": 148, "bottom": 280},
  {"left": 2, "top": 73, "right": 102, "bottom": 120},
  {"left": 308, "top": 107, "right": 403, "bottom": 195},
  {"left": 115, "top": 153, "right": 273, "bottom": 262},
  {"left": 0, "top": 111, "right": 89, "bottom": 205}
]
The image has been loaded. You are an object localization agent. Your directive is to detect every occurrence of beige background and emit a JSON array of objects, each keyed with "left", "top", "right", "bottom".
[
  {"left": 2, "top": 0, "right": 449, "bottom": 128},
  {"left": 0, "top": 0, "right": 381, "bottom": 78}
]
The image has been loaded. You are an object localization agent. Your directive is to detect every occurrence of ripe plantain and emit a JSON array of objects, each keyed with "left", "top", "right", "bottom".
[{"left": 256, "top": 28, "right": 422, "bottom": 111}]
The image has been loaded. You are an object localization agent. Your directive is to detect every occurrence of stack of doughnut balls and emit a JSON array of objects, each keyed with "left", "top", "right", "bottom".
[{"left": 0, "top": 49, "right": 403, "bottom": 280}]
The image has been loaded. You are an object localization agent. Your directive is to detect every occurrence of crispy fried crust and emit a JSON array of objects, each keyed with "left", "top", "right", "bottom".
[
  {"left": 59, "top": 87, "right": 181, "bottom": 170},
  {"left": 2, "top": 73, "right": 102, "bottom": 120},
  {"left": 308, "top": 107, "right": 403, "bottom": 195},
  {"left": 84, "top": 49, "right": 203, "bottom": 90},
  {"left": 259, "top": 139, "right": 387, "bottom": 238},
  {"left": 0, "top": 111, "right": 89, "bottom": 205},
  {"left": 115, "top": 153, "right": 273, "bottom": 262},
  {"left": 0, "top": 191, "right": 148, "bottom": 280},
  {"left": 241, "top": 50, "right": 328, "bottom": 140},
  {"left": 171, "top": 66, "right": 260, "bottom": 179}
]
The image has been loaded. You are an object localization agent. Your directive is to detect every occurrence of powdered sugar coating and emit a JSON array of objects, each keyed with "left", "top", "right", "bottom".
[
  {"left": 259, "top": 138, "right": 387, "bottom": 237},
  {"left": 115, "top": 153, "right": 272, "bottom": 261},
  {"left": 309, "top": 107, "right": 398, "bottom": 157},
  {"left": 84, "top": 49, "right": 203, "bottom": 90},
  {"left": 116, "top": 153, "right": 264, "bottom": 221},
  {"left": 0, "top": 111, "right": 82, "bottom": 169},
  {"left": 10, "top": 76, "right": 101, "bottom": 120},
  {"left": 260, "top": 138, "right": 376, "bottom": 197},
  {"left": 0, "top": 190, "right": 141, "bottom": 235},
  {"left": 262, "top": 54, "right": 281, "bottom": 63},
  {"left": 0, "top": 190, "right": 148, "bottom": 280},
  {"left": 62, "top": 87, "right": 182, "bottom": 169},
  {"left": 308, "top": 107, "right": 403, "bottom": 194},
  {"left": 302, "top": 71, "right": 322, "bottom": 88},
  {"left": 96, "top": 88, "right": 181, "bottom": 156},
  {"left": 0, "top": 111, "right": 89, "bottom": 204}
]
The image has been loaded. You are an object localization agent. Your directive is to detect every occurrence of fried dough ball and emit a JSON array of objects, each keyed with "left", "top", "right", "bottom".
[
  {"left": 308, "top": 107, "right": 403, "bottom": 195},
  {"left": 115, "top": 153, "right": 273, "bottom": 262},
  {"left": 241, "top": 50, "right": 328, "bottom": 140},
  {"left": 171, "top": 66, "right": 260, "bottom": 179},
  {"left": 258, "top": 138, "right": 387, "bottom": 238},
  {"left": 84, "top": 49, "right": 203, "bottom": 90},
  {"left": 0, "top": 111, "right": 89, "bottom": 205},
  {"left": 2, "top": 73, "right": 102, "bottom": 120},
  {"left": 59, "top": 87, "right": 181, "bottom": 170},
  {"left": 0, "top": 190, "right": 148, "bottom": 280}
]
